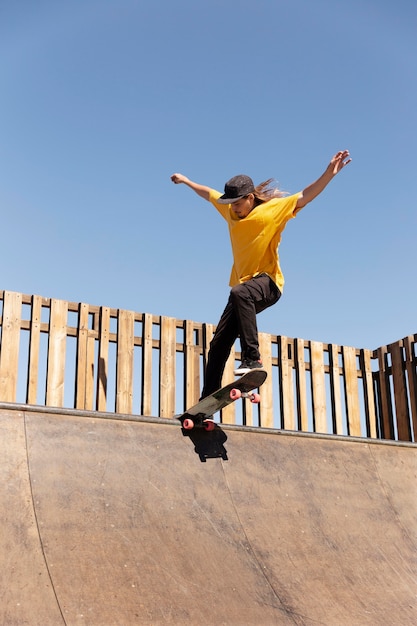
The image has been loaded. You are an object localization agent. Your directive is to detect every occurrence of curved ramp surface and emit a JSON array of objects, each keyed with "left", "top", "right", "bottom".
[{"left": 1, "top": 406, "right": 416, "bottom": 625}]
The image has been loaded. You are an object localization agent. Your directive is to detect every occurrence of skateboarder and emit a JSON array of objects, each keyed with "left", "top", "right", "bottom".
[{"left": 171, "top": 150, "right": 351, "bottom": 399}]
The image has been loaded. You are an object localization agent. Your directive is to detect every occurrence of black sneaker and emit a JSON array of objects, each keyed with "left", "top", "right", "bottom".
[{"left": 233, "top": 359, "right": 263, "bottom": 376}]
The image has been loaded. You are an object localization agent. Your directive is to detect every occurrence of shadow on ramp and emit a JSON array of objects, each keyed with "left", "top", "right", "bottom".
[{"left": 181, "top": 423, "right": 228, "bottom": 461}]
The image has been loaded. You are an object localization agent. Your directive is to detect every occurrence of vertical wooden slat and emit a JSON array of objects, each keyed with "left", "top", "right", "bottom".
[
  {"left": 328, "top": 344, "right": 343, "bottom": 435},
  {"left": 0, "top": 291, "right": 22, "bottom": 402},
  {"left": 294, "top": 338, "right": 308, "bottom": 432},
  {"left": 96, "top": 307, "right": 110, "bottom": 412},
  {"left": 46, "top": 299, "right": 68, "bottom": 407},
  {"left": 194, "top": 326, "right": 201, "bottom": 402},
  {"left": 342, "top": 346, "right": 361, "bottom": 436},
  {"left": 202, "top": 323, "right": 215, "bottom": 372},
  {"left": 76, "top": 305, "right": 96, "bottom": 411},
  {"left": 279, "top": 336, "right": 295, "bottom": 430},
  {"left": 75, "top": 303, "right": 89, "bottom": 409},
  {"left": 221, "top": 347, "right": 237, "bottom": 424},
  {"left": 184, "top": 320, "right": 199, "bottom": 409},
  {"left": 159, "top": 316, "right": 176, "bottom": 418},
  {"left": 116, "top": 309, "right": 134, "bottom": 414},
  {"left": 404, "top": 335, "right": 417, "bottom": 439},
  {"left": 389, "top": 341, "right": 411, "bottom": 441},
  {"left": 243, "top": 382, "right": 255, "bottom": 426},
  {"left": 141, "top": 313, "right": 153, "bottom": 416},
  {"left": 27, "top": 295, "right": 42, "bottom": 405},
  {"left": 310, "top": 340, "right": 327, "bottom": 434},
  {"left": 361, "top": 348, "right": 377, "bottom": 438},
  {"left": 85, "top": 324, "right": 96, "bottom": 410},
  {"left": 376, "top": 346, "right": 394, "bottom": 439},
  {"left": 259, "top": 332, "right": 273, "bottom": 428}
]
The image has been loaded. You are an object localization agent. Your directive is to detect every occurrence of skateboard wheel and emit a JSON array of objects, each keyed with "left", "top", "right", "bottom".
[
  {"left": 250, "top": 392, "right": 261, "bottom": 404},
  {"left": 230, "top": 388, "right": 242, "bottom": 400},
  {"left": 204, "top": 420, "right": 215, "bottom": 432},
  {"left": 183, "top": 418, "right": 194, "bottom": 430}
]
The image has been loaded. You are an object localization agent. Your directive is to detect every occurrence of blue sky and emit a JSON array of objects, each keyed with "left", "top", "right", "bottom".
[{"left": 1, "top": 0, "right": 416, "bottom": 351}]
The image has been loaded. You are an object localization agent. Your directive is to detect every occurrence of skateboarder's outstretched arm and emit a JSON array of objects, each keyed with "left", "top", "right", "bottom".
[
  {"left": 295, "top": 150, "right": 351, "bottom": 211},
  {"left": 172, "top": 151, "right": 351, "bottom": 208},
  {"left": 170, "top": 173, "right": 211, "bottom": 201}
]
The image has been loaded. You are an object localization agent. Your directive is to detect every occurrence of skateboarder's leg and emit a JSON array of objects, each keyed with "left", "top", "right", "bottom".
[
  {"left": 231, "top": 274, "right": 281, "bottom": 363},
  {"left": 201, "top": 276, "right": 280, "bottom": 397},
  {"left": 201, "top": 299, "right": 238, "bottom": 398}
]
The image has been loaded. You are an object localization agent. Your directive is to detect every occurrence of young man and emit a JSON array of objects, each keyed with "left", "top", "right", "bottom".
[{"left": 171, "top": 150, "right": 351, "bottom": 398}]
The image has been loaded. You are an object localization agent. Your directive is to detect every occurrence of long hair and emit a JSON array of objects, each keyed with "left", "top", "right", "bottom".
[{"left": 253, "top": 179, "right": 287, "bottom": 205}]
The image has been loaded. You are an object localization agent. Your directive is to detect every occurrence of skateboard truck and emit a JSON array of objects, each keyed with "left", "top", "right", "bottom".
[
  {"left": 229, "top": 387, "right": 261, "bottom": 403},
  {"left": 182, "top": 415, "right": 216, "bottom": 432}
]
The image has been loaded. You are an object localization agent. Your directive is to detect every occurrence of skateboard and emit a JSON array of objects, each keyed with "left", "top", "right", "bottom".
[{"left": 177, "top": 369, "right": 267, "bottom": 432}]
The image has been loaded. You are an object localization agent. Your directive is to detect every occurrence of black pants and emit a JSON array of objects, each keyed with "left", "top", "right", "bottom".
[{"left": 201, "top": 274, "right": 281, "bottom": 398}]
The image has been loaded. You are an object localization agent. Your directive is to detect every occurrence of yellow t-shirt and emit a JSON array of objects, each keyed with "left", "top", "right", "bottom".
[{"left": 209, "top": 190, "right": 300, "bottom": 292}]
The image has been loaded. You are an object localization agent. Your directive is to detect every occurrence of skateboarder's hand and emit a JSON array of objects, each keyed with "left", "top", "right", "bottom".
[
  {"left": 296, "top": 149, "right": 351, "bottom": 210},
  {"left": 170, "top": 173, "right": 211, "bottom": 200},
  {"left": 327, "top": 150, "right": 351, "bottom": 176},
  {"left": 171, "top": 173, "right": 189, "bottom": 185}
]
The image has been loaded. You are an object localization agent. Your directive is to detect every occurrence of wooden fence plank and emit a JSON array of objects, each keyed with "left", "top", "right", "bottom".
[
  {"left": 202, "top": 323, "right": 214, "bottom": 371},
  {"left": 376, "top": 346, "right": 394, "bottom": 439},
  {"left": 184, "top": 320, "right": 200, "bottom": 409},
  {"left": 342, "top": 346, "right": 361, "bottom": 436},
  {"left": 96, "top": 307, "right": 110, "bottom": 412},
  {"left": 404, "top": 335, "right": 417, "bottom": 438},
  {"left": 46, "top": 299, "right": 68, "bottom": 407},
  {"left": 328, "top": 344, "right": 343, "bottom": 435},
  {"left": 194, "top": 326, "right": 202, "bottom": 405},
  {"left": 75, "top": 303, "right": 89, "bottom": 409},
  {"left": 221, "top": 347, "right": 237, "bottom": 424},
  {"left": 390, "top": 341, "right": 411, "bottom": 441},
  {"left": 259, "top": 332, "right": 273, "bottom": 428},
  {"left": 361, "top": 349, "right": 377, "bottom": 438},
  {"left": 278, "top": 336, "right": 295, "bottom": 430},
  {"left": 141, "top": 313, "right": 153, "bottom": 416},
  {"left": 86, "top": 324, "right": 96, "bottom": 411},
  {"left": 294, "top": 338, "right": 308, "bottom": 431},
  {"left": 27, "top": 295, "right": 42, "bottom": 405},
  {"left": 0, "top": 291, "right": 22, "bottom": 402},
  {"left": 159, "top": 316, "right": 176, "bottom": 418},
  {"left": 310, "top": 341, "right": 327, "bottom": 434},
  {"left": 116, "top": 309, "right": 134, "bottom": 414}
]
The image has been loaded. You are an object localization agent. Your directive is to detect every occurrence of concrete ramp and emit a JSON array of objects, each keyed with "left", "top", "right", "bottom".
[{"left": 1, "top": 406, "right": 416, "bottom": 625}]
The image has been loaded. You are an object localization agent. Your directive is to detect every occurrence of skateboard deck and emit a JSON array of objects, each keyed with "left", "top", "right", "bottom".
[{"left": 177, "top": 369, "right": 267, "bottom": 431}]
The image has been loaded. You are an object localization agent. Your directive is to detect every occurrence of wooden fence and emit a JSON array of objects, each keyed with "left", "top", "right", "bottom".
[{"left": 0, "top": 290, "right": 415, "bottom": 442}]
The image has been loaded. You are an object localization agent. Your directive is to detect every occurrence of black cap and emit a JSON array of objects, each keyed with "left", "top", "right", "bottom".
[{"left": 217, "top": 174, "right": 255, "bottom": 204}]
